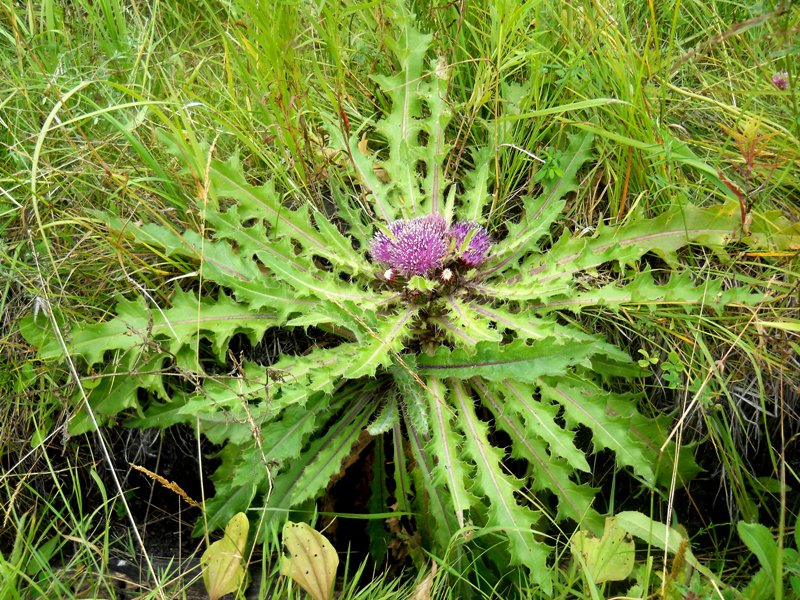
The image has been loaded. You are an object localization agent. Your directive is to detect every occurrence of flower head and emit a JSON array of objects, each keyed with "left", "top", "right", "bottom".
[
  {"left": 772, "top": 72, "right": 789, "bottom": 91},
  {"left": 370, "top": 214, "right": 448, "bottom": 276},
  {"left": 370, "top": 215, "right": 493, "bottom": 277},
  {"left": 450, "top": 221, "right": 492, "bottom": 267}
]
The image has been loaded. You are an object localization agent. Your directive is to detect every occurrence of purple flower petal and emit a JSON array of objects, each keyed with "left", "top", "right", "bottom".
[
  {"left": 450, "top": 221, "right": 492, "bottom": 266},
  {"left": 370, "top": 214, "right": 448, "bottom": 276},
  {"left": 370, "top": 215, "right": 493, "bottom": 276},
  {"left": 370, "top": 230, "right": 394, "bottom": 264},
  {"left": 772, "top": 72, "right": 789, "bottom": 90}
]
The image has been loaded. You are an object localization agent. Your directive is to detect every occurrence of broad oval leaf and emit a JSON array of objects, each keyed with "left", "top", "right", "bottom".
[
  {"left": 201, "top": 512, "right": 249, "bottom": 600},
  {"left": 571, "top": 518, "right": 635, "bottom": 583},
  {"left": 281, "top": 521, "right": 339, "bottom": 600},
  {"left": 737, "top": 521, "right": 778, "bottom": 590}
]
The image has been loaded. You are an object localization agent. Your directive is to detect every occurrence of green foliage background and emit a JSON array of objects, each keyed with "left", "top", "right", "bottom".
[{"left": 1, "top": 0, "right": 798, "bottom": 598}]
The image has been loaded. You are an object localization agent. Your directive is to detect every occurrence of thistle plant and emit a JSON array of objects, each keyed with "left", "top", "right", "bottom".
[{"left": 22, "top": 17, "right": 794, "bottom": 594}]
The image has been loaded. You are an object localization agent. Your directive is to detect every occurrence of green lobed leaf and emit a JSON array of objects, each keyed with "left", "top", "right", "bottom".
[
  {"left": 465, "top": 304, "right": 582, "bottom": 342},
  {"left": 539, "top": 376, "right": 659, "bottom": 485},
  {"left": 200, "top": 191, "right": 375, "bottom": 305},
  {"left": 266, "top": 385, "right": 378, "bottom": 516},
  {"left": 405, "top": 417, "right": 461, "bottom": 553},
  {"left": 128, "top": 393, "right": 191, "bottom": 430},
  {"left": 425, "top": 378, "right": 474, "bottom": 529},
  {"left": 30, "top": 290, "right": 281, "bottom": 433},
  {"left": 249, "top": 312, "right": 412, "bottom": 414},
  {"left": 327, "top": 121, "right": 394, "bottom": 222},
  {"left": 228, "top": 394, "right": 344, "bottom": 489},
  {"left": 104, "top": 217, "right": 304, "bottom": 318},
  {"left": 347, "top": 308, "right": 416, "bottom": 379},
  {"left": 416, "top": 338, "right": 610, "bottom": 382},
  {"left": 201, "top": 388, "right": 356, "bottom": 530},
  {"left": 210, "top": 154, "right": 369, "bottom": 275},
  {"left": 310, "top": 210, "right": 369, "bottom": 271},
  {"left": 63, "top": 352, "right": 168, "bottom": 435},
  {"left": 501, "top": 381, "right": 591, "bottom": 472},
  {"left": 474, "top": 380, "right": 600, "bottom": 529},
  {"left": 367, "top": 392, "right": 399, "bottom": 435},
  {"left": 177, "top": 366, "right": 274, "bottom": 416},
  {"left": 327, "top": 16, "right": 458, "bottom": 221},
  {"left": 527, "top": 201, "right": 745, "bottom": 281},
  {"left": 290, "top": 299, "right": 384, "bottom": 342},
  {"left": 391, "top": 361, "right": 429, "bottom": 436},
  {"left": 464, "top": 304, "right": 633, "bottom": 364},
  {"left": 370, "top": 19, "right": 449, "bottom": 217},
  {"left": 113, "top": 144, "right": 383, "bottom": 309},
  {"left": 480, "top": 201, "right": 778, "bottom": 305},
  {"left": 433, "top": 296, "right": 503, "bottom": 346},
  {"left": 201, "top": 483, "right": 258, "bottom": 535},
  {"left": 450, "top": 380, "right": 551, "bottom": 593},
  {"left": 601, "top": 388, "right": 700, "bottom": 487},
  {"left": 326, "top": 176, "right": 373, "bottom": 247},
  {"left": 533, "top": 269, "right": 766, "bottom": 314},
  {"left": 247, "top": 237, "right": 375, "bottom": 304}
]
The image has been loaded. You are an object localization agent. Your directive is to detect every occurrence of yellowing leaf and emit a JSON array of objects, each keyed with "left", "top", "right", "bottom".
[
  {"left": 412, "top": 563, "right": 437, "bottom": 600},
  {"left": 281, "top": 521, "right": 339, "bottom": 600},
  {"left": 571, "top": 517, "right": 635, "bottom": 583},
  {"left": 201, "top": 512, "right": 249, "bottom": 600}
]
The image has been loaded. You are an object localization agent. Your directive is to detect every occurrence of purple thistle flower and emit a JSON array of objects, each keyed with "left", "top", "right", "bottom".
[
  {"left": 450, "top": 221, "right": 492, "bottom": 267},
  {"left": 370, "top": 214, "right": 448, "bottom": 276},
  {"left": 772, "top": 72, "right": 789, "bottom": 91},
  {"left": 370, "top": 215, "right": 493, "bottom": 277},
  {"left": 369, "top": 231, "right": 394, "bottom": 264}
]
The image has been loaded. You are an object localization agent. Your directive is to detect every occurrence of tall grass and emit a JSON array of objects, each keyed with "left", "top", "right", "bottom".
[{"left": 1, "top": 0, "right": 797, "bottom": 597}]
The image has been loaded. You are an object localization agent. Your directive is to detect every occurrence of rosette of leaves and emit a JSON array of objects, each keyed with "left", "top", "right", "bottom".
[{"left": 22, "top": 16, "right": 794, "bottom": 593}]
